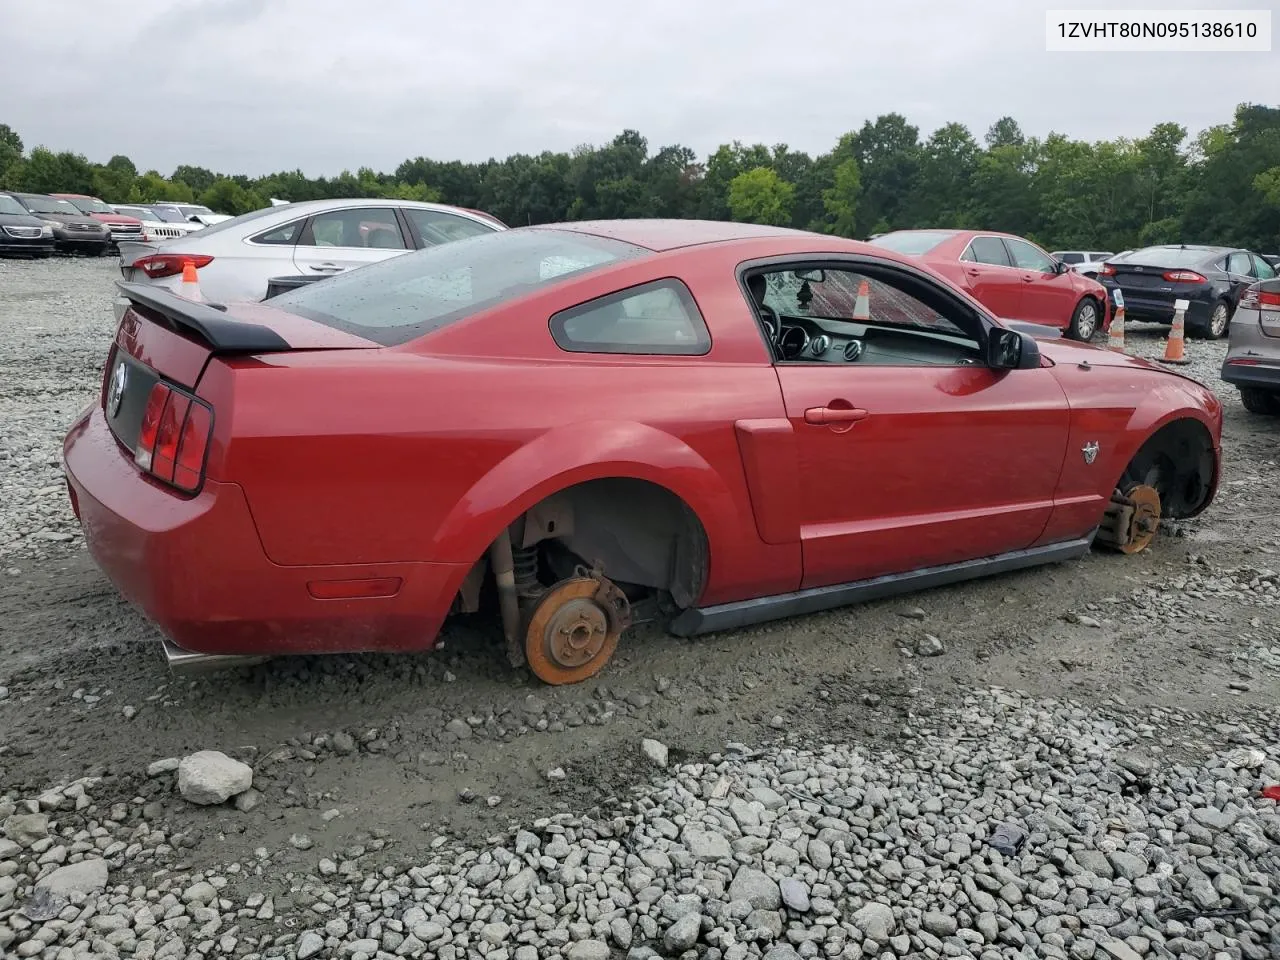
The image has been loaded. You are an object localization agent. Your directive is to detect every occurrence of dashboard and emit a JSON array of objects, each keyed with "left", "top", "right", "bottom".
[{"left": 762, "top": 312, "right": 982, "bottom": 366}]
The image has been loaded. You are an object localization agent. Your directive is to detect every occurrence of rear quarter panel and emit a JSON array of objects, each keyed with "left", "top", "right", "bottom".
[{"left": 207, "top": 243, "right": 807, "bottom": 606}]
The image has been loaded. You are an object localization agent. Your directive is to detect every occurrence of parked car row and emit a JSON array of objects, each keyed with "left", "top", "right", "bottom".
[{"left": 0, "top": 192, "right": 232, "bottom": 258}]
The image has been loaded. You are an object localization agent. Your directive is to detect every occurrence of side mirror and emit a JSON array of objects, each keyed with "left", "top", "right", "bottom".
[
  {"left": 987, "top": 328, "right": 1041, "bottom": 370},
  {"left": 1056, "top": 260, "right": 1073, "bottom": 274},
  {"left": 793, "top": 268, "right": 826, "bottom": 282}
]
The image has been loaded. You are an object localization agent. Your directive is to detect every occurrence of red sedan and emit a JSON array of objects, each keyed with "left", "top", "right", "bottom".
[
  {"left": 870, "top": 229, "right": 1112, "bottom": 341},
  {"left": 63, "top": 220, "right": 1220, "bottom": 684}
]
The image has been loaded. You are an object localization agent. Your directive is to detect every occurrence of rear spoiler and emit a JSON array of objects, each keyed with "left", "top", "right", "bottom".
[{"left": 117, "top": 281, "right": 292, "bottom": 353}]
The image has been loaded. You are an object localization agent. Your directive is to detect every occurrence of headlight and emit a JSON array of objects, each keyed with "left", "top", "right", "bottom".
[{"left": 41, "top": 219, "right": 60, "bottom": 230}]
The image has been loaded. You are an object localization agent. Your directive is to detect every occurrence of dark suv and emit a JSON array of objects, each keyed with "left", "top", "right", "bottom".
[
  {"left": 4, "top": 192, "right": 112, "bottom": 256},
  {"left": 0, "top": 193, "right": 56, "bottom": 257}
]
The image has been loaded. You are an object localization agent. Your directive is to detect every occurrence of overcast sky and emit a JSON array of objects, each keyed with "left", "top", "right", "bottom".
[{"left": 1, "top": 0, "right": 1274, "bottom": 177}]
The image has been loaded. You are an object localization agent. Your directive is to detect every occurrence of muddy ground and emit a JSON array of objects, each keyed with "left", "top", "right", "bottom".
[{"left": 1, "top": 256, "right": 1277, "bottom": 885}]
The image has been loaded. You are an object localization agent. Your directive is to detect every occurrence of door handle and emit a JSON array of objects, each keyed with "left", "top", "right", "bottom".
[
  {"left": 1022, "top": 275, "right": 1036, "bottom": 282},
  {"left": 308, "top": 264, "right": 342, "bottom": 273},
  {"left": 804, "top": 406, "right": 869, "bottom": 425}
]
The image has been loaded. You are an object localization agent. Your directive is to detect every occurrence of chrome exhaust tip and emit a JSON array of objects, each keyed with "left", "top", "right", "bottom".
[{"left": 161, "top": 637, "right": 271, "bottom": 676}]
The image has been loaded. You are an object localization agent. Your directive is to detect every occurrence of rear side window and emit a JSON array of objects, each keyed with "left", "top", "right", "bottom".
[
  {"left": 867, "top": 230, "right": 955, "bottom": 255},
  {"left": 1058, "top": 253, "right": 1084, "bottom": 264},
  {"left": 550, "top": 279, "right": 710, "bottom": 356},
  {"left": 1254, "top": 255, "right": 1277, "bottom": 280},
  {"left": 251, "top": 219, "right": 304, "bottom": 245},
  {"left": 965, "top": 236, "right": 1012, "bottom": 266},
  {"left": 272, "top": 228, "right": 650, "bottom": 347}
]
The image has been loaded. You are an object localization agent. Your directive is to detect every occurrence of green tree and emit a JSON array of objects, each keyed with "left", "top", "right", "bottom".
[
  {"left": 200, "top": 178, "right": 265, "bottom": 215},
  {"left": 821, "top": 157, "right": 861, "bottom": 236},
  {"left": 0, "top": 123, "right": 22, "bottom": 186},
  {"left": 129, "top": 171, "right": 195, "bottom": 203},
  {"left": 92, "top": 154, "right": 137, "bottom": 201},
  {"left": 172, "top": 165, "right": 218, "bottom": 195},
  {"left": 727, "top": 166, "right": 794, "bottom": 225},
  {"left": 18, "top": 147, "right": 95, "bottom": 194}
]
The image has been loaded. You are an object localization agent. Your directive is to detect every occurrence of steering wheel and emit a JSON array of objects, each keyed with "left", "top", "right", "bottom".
[{"left": 756, "top": 303, "right": 781, "bottom": 343}]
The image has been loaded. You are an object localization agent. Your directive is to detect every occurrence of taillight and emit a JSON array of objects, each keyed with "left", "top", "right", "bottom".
[
  {"left": 1099, "top": 264, "right": 1116, "bottom": 276},
  {"left": 134, "top": 382, "right": 212, "bottom": 493},
  {"left": 1162, "top": 270, "right": 1207, "bottom": 283},
  {"left": 1239, "top": 284, "right": 1280, "bottom": 310},
  {"left": 132, "top": 253, "right": 214, "bottom": 279}
]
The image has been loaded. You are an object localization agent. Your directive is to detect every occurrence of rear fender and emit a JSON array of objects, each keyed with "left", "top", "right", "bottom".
[{"left": 430, "top": 420, "right": 745, "bottom": 571}]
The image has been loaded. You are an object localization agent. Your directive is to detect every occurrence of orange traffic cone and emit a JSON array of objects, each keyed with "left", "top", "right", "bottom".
[
  {"left": 852, "top": 279, "right": 871, "bottom": 320},
  {"left": 1108, "top": 302, "right": 1126, "bottom": 352},
  {"left": 1160, "top": 300, "right": 1191, "bottom": 365},
  {"left": 179, "top": 260, "right": 203, "bottom": 302}
]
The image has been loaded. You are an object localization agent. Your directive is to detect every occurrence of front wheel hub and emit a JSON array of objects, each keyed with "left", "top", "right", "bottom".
[
  {"left": 1097, "top": 483, "right": 1161, "bottom": 554},
  {"left": 524, "top": 575, "right": 631, "bottom": 684}
]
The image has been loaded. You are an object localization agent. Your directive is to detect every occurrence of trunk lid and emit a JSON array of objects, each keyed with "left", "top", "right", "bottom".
[{"left": 103, "top": 283, "right": 378, "bottom": 456}]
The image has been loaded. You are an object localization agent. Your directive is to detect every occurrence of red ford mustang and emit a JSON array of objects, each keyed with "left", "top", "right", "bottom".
[
  {"left": 63, "top": 220, "right": 1221, "bottom": 684},
  {"left": 870, "top": 229, "right": 1113, "bottom": 341}
]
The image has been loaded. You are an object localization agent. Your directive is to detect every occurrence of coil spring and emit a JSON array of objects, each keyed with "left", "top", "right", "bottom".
[{"left": 512, "top": 543, "right": 539, "bottom": 596}]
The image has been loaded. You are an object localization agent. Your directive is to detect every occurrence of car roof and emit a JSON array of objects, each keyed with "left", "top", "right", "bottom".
[{"left": 546, "top": 218, "right": 817, "bottom": 252}]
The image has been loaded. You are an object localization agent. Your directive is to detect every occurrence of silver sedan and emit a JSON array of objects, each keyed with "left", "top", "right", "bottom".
[{"left": 116, "top": 198, "right": 507, "bottom": 304}]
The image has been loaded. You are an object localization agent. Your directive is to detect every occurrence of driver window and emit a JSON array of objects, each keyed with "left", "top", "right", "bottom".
[
  {"left": 746, "top": 266, "right": 980, "bottom": 367},
  {"left": 1005, "top": 239, "right": 1056, "bottom": 273},
  {"left": 1226, "top": 251, "right": 1253, "bottom": 276}
]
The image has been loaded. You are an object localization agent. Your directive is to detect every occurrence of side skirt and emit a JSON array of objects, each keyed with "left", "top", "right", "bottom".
[{"left": 668, "top": 534, "right": 1095, "bottom": 638}]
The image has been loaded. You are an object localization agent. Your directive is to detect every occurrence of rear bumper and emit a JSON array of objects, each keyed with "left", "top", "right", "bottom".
[
  {"left": 62, "top": 403, "right": 470, "bottom": 660},
  {"left": 1221, "top": 358, "right": 1280, "bottom": 391},
  {"left": 1100, "top": 283, "right": 1213, "bottom": 325}
]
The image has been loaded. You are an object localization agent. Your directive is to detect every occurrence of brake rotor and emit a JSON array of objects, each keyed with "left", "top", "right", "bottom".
[
  {"left": 524, "top": 576, "right": 630, "bottom": 685},
  {"left": 1099, "top": 483, "right": 1162, "bottom": 554}
]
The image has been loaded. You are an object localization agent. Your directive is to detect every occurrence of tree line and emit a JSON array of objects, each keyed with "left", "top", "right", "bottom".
[{"left": 2, "top": 102, "right": 1278, "bottom": 252}]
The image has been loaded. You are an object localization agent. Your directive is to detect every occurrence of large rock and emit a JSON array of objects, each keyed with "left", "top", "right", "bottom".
[
  {"left": 664, "top": 913, "right": 701, "bottom": 953},
  {"left": 640, "top": 738, "right": 669, "bottom": 768},
  {"left": 852, "top": 902, "right": 896, "bottom": 942},
  {"left": 729, "top": 867, "right": 781, "bottom": 910},
  {"left": 681, "top": 824, "right": 732, "bottom": 860},
  {"left": 177, "top": 751, "right": 253, "bottom": 805},
  {"left": 36, "top": 859, "right": 109, "bottom": 898},
  {"left": 3, "top": 813, "right": 49, "bottom": 847}
]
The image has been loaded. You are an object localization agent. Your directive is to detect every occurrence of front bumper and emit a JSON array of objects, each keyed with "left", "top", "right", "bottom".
[
  {"left": 0, "top": 233, "right": 55, "bottom": 255},
  {"left": 52, "top": 227, "right": 110, "bottom": 250},
  {"left": 63, "top": 402, "right": 471, "bottom": 660}
]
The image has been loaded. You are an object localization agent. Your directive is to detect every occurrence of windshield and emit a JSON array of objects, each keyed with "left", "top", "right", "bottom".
[
  {"left": 273, "top": 228, "right": 651, "bottom": 347},
  {"left": 22, "top": 196, "right": 80, "bottom": 215},
  {"left": 178, "top": 205, "right": 214, "bottom": 217},
  {"left": 868, "top": 230, "right": 955, "bottom": 255},
  {"left": 149, "top": 207, "right": 187, "bottom": 222},
  {"left": 116, "top": 206, "right": 162, "bottom": 221},
  {"left": 1115, "top": 247, "right": 1214, "bottom": 268},
  {"left": 66, "top": 196, "right": 113, "bottom": 214},
  {"left": 0, "top": 196, "right": 29, "bottom": 216}
]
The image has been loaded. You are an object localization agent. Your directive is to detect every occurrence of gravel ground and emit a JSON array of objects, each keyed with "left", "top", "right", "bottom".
[{"left": 2, "top": 257, "right": 1278, "bottom": 960}]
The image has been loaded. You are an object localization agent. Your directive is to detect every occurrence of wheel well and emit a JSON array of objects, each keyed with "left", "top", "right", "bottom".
[
  {"left": 454, "top": 478, "right": 710, "bottom": 615},
  {"left": 1116, "top": 418, "right": 1216, "bottom": 519}
]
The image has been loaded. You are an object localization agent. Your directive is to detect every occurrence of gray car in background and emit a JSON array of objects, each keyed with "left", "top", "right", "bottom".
[{"left": 1221, "top": 277, "right": 1280, "bottom": 415}]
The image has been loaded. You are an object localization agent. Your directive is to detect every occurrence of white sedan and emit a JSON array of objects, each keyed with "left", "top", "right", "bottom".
[{"left": 116, "top": 198, "right": 507, "bottom": 304}]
